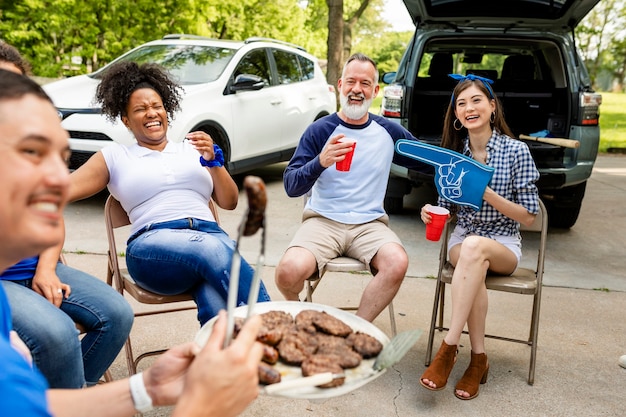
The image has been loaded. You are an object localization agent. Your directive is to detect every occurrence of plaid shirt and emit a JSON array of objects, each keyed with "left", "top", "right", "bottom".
[{"left": 438, "top": 131, "right": 540, "bottom": 238}]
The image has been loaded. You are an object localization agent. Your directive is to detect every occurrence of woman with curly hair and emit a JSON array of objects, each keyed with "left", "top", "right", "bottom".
[
  {"left": 419, "top": 74, "right": 539, "bottom": 400},
  {"left": 69, "top": 61, "right": 271, "bottom": 326}
]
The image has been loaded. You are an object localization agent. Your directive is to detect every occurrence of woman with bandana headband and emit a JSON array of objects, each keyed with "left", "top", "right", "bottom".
[{"left": 419, "top": 74, "right": 540, "bottom": 400}]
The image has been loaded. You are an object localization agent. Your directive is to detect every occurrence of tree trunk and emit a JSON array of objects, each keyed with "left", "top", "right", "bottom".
[
  {"left": 343, "top": 0, "right": 370, "bottom": 62},
  {"left": 326, "top": 0, "right": 344, "bottom": 105}
]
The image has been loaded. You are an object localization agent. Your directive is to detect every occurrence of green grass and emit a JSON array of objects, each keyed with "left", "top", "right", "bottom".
[
  {"left": 599, "top": 92, "right": 626, "bottom": 152},
  {"left": 372, "top": 88, "right": 626, "bottom": 153}
]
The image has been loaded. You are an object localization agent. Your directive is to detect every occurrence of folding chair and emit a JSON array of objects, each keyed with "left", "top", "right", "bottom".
[
  {"left": 424, "top": 199, "right": 547, "bottom": 385},
  {"left": 104, "top": 195, "right": 220, "bottom": 376},
  {"left": 299, "top": 193, "right": 398, "bottom": 336},
  {"left": 304, "top": 258, "right": 398, "bottom": 336}
]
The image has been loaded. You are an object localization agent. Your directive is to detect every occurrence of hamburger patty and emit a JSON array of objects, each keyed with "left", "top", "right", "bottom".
[
  {"left": 277, "top": 328, "right": 319, "bottom": 365},
  {"left": 317, "top": 343, "right": 362, "bottom": 369},
  {"left": 312, "top": 311, "right": 353, "bottom": 337},
  {"left": 301, "top": 354, "right": 345, "bottom": 388},
  {"left": 346, "top": 332, "right": 384, "bottom": 359},
  {"left": 294, "top": 310, "right": 318, "bottom": 334}
]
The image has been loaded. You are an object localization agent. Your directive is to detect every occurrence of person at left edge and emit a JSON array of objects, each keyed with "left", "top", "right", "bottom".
[
  {"left": 0, "top": 40, "right": 134, "bottom": 388},
  {"left": 0, "top": 67, "right": 264, "bottom": 417}
]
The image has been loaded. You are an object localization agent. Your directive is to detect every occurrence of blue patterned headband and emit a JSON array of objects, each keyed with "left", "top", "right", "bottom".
[{"left": 448, "top": 73, "right": 495, "bottom": 101}]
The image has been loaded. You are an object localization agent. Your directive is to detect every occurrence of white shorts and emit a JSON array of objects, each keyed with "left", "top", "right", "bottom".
[{"left": 448, "top": 225, "right": 522, "bottom": 264}]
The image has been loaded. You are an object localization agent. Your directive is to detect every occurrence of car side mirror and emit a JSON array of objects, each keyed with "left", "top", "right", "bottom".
[
  {"left": 230, "top": 74, "right": 265, "bottom": 93},
  {"left": 382, "top": 72, "right": 397, "bottom": 84}
]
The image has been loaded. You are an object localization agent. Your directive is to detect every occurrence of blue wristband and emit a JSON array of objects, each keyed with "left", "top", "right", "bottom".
[{"left": 199, "top": 144, "right": 224, "bottom": 168}]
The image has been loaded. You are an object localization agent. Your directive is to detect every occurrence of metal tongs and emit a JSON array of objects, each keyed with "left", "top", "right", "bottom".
[{"left": 224, "top": 176, "right": 267, "bottom": 348}]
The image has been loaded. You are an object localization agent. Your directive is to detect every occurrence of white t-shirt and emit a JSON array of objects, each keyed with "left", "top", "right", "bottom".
[
  {"left": 307, "top": 120, "right": 394, "bottom": 224},
  {"left": 101, "top": 141, "right": 215, "bottom": 235}
]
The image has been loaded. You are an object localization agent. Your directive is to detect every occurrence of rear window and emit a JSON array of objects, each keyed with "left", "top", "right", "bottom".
[
  {"left": 271, "top": 49, "right": 316, "bottom": 84},
  {"left": 298, "top": 56, "right": 315, "bottom": 80},
  {"left": 417, "top": 38, "right": 560, "bottom": 85},
  {"left": 272, "top": 49, "right": 303, "bottom": 85},
  {"left": 424, "top": 0, "right": 572, "bottom": 19}
]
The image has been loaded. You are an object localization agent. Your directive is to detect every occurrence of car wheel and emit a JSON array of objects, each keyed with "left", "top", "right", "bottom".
[
  {"left": 384, "top": 196, "right": 404, "bottom": 214},
  {"left": 541, "top": 181, "right": 587, "bottom": 229}
]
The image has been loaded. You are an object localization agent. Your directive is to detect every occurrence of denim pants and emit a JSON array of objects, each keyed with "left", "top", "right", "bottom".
[
  {"left": 1, "top": 263, "right": 134, "bottom": 388},
  {"left": 126, "top": 218, "right": 271, "bottom": 326}
]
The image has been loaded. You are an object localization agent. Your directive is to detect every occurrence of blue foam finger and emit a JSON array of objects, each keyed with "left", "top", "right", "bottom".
[{"left": 395, "top": 140, "right": 494, "bottom": 210}]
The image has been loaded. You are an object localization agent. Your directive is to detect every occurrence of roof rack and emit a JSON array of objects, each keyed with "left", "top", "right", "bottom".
[
  {"left": 244, "top": 37, "right": 306, "bottom": 52},
  {"left": 162, "top": 34, "right": 217, "bottom": 41}
]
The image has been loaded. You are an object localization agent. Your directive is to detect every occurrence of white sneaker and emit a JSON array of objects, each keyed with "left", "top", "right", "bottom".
[{"left": 619, "top": 355, "right": 626, "bottom": 369}]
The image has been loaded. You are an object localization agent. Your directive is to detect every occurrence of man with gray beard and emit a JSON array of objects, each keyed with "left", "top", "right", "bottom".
[{"left": 275, "top": 53, "right": 426, "bottom": 323}]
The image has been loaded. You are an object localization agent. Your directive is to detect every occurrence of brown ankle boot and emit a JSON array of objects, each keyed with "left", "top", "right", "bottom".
[
  {"left": 455, "top": 351, "right": 489, "bottom": 400},
  {"left": 420, "top": 340, "right": 458, "bottom": 391}
]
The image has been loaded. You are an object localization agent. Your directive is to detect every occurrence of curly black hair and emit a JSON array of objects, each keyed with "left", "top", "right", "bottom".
[{"left": 95, "top": 61, "right": 182, "bottom": 124}]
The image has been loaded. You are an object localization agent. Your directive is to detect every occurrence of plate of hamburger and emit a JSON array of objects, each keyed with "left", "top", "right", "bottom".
[{"left": 195, "top": 300, "right": 391, "bottom": 399}]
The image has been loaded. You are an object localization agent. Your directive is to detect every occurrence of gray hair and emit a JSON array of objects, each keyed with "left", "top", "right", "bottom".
[{"left": 342, "top": 53, "right": 379, "bottom": 85}]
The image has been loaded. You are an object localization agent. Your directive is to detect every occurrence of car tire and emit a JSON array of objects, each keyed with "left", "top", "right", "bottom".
[
  {"left": 384, "top": 196, "right": 404, "bottom": 214},
  {"left": 541, "top": 181, "right": 587, "bottom": 229}
]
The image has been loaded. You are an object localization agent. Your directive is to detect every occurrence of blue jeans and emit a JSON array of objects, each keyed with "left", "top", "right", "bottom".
[
  {"left": 1, "top": 263, "right": 134, "bottom": 388},
  {"left": 126, "top": 218, "right": 271, "bottom": 326}
]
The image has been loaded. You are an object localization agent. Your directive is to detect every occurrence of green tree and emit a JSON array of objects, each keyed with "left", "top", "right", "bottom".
[
  {"left": 0, "top": 0, "right": 320, "bottom": 77},
  {"left": 576, "top": 0, "right": 626, "bottom": 90},
  {"left": 308, "top": 0, "right": 390, "bottom": 99},
  {"left": 353, "top": 30, "right": 412, "bottom": 74}
]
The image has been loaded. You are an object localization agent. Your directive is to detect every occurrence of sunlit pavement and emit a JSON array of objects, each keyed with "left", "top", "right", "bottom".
[{"left": 63, "top": 154, "right": 626, "bottom": 416}]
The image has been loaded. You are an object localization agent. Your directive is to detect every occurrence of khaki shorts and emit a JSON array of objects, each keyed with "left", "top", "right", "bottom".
[{"left": 287, "top": 210, "right": 404, "bottom": 277}]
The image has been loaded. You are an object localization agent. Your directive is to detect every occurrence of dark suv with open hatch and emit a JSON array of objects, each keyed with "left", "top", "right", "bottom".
[{"left": 381, "top": 0, "right": 602, "bottom": 228}]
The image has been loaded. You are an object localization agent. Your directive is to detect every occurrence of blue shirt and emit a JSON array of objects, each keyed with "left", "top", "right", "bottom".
[
  {"left": 0, "top": 284, "right": 51, "bottom": 416},
  {"left": 0, "top": 256, "right": 39, "bottom": 281},
  {"left": 283, "top": 112, "right": 428, "bottom": 224},
  {"left": 438, "top": 131, "right": 540, "bottom": 238}
]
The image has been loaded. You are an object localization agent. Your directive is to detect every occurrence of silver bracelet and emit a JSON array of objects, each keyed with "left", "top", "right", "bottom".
[{"left": 129, "top": 372, "right": 153, "bottom": 413}]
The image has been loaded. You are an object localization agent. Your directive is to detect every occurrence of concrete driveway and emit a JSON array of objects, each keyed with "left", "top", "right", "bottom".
[{"left": 62, "top": 154, "right": 626, "bottom": 416}]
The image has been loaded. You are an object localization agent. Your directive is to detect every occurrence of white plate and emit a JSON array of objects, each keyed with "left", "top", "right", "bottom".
[{"left": 195, "top": 301, "right": 390, "bottom": 399}]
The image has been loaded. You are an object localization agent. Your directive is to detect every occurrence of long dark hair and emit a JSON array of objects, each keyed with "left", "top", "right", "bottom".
[{"left": 441, "top": 79, "right": 514, "bottom": 153}]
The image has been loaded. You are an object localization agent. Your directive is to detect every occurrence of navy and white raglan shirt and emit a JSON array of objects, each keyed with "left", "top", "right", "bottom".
[{"left": 283, "top": 112, "right": 430, "bottom": 224}]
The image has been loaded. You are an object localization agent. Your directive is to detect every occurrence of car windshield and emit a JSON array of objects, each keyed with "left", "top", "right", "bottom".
[{"left": 90, "top": 44, "right": 237, "bottom": 84}]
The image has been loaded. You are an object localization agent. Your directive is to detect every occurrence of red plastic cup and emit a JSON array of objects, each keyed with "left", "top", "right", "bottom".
[
  {"left": 426, "top": 206, "right": 450, "bottom": 241},
  {"left": 336, "top": 139, "right": 357, "bottom": 172}
]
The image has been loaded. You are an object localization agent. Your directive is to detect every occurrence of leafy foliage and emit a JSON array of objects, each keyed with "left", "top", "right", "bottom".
[
  {"left": 0, "top": 0, "right": 316, "bottom": 77},
  {"left": 575, "top": 0, "right": 626, "bottom": 91}
]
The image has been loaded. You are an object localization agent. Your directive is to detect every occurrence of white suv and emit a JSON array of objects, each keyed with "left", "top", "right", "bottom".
[{"left": 43, "top": 35, "right": 337, "bottom": 173}]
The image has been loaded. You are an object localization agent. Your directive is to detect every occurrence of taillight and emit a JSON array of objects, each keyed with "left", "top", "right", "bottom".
[
  {"left": 381, "top": 84, "right": 404, "bottom": 118},
  {"left": 579, "top": 92, "right": 602, "bottom": 125}
]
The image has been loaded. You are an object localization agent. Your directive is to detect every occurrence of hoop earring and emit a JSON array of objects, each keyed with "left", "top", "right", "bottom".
[
  {"left": 490, "top": 112, "right": 496, "bottom": 123},
  {"left": 453, "top": 118, "right": 463, "bottom": 131}
]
